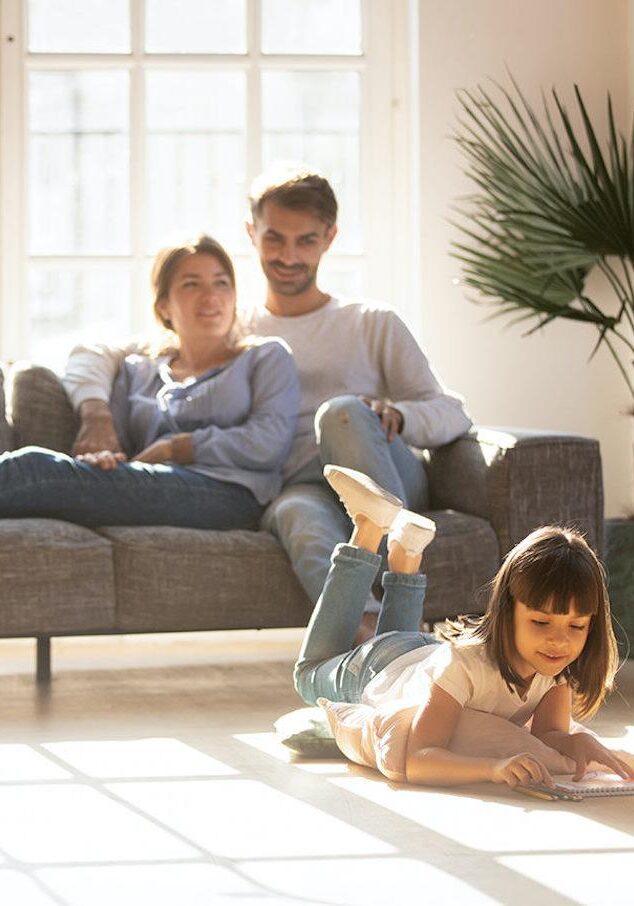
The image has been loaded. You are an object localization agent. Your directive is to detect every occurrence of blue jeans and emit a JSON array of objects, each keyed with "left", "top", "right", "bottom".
[
  {"left": 262, "top": 395, "right": 429, "bottom": 605},
  {"left": 294, "top": 543, "right": 439, "bottom": 704},
  {"left": 0, "top": 447, "right": 263, "bottom": 529}
]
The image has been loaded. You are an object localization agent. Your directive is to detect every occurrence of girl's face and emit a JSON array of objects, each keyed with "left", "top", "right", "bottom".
[
  {"left": 510, "top": 600, "right": 592, "bottom": 680},
  {"left": 157, "top": 252, "right": 236, "bottom": 344}
]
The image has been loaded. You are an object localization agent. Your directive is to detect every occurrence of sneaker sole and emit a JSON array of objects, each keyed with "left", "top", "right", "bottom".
[{"left": 323, "top": 465, "right": 403, "bottom": 529}]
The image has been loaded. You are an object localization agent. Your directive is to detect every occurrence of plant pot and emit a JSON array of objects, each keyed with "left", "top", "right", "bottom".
[{"left": 605, "top": 518, "right": 634, "bottom": 659}]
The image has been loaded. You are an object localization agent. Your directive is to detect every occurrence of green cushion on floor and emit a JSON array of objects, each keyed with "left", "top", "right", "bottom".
[{"left": 274, "top": 707, "right": 342, "bottom": 758}]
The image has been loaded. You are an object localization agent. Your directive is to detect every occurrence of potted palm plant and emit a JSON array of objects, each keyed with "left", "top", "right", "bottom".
[{"left": 453, "top": 75, "right": 634, "bottom": 651}]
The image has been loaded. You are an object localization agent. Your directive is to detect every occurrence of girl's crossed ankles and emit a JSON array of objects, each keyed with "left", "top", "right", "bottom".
[{"left": 294, "top": 465, "right": 634, "bottom": 789}]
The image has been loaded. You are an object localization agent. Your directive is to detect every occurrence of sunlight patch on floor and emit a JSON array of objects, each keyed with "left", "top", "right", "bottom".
[
  {"left": 0, "top": 744, "right": 72, "bottom": 782},
  {"left": 330, "top": 776, "right": 634, "bottom": 852},
  {"left": 242, "top": 856, "right": 502, "bottom": 906},
  {"left": 0, "top": 784, "right": 197, "bottom": 863},
  {"left": 109, "top": 778, "right": 395, "bottom": 859},
  {"left": 0, "top": 871, "right": 56, "bottom": 906},
  {"left": 35, "top": 864, "right": 272, "bottom": 906},
  {"left": 498, "top": 852, "right": 634, "bottom": 905},
  {"left": 43, "top": 738, "right": 237, "bottom": 778}
]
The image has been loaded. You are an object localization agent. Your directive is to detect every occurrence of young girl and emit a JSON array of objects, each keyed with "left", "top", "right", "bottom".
[{"left": 294, "top": 465, "right": 634, "bottom": 788}]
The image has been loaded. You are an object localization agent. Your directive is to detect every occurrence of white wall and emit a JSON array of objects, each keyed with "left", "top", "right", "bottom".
[{"left": 418, "top": 0, "right": 633, "bottom": 517}]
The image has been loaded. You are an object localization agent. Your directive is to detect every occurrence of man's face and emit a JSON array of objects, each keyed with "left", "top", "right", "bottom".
[{"left": 246, "top": 200, "right": 337, "bottom": 297}]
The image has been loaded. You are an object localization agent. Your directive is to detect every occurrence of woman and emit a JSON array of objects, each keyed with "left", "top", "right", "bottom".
[{"left": 0, "top": 235, "right": 299, "bottom": 529}]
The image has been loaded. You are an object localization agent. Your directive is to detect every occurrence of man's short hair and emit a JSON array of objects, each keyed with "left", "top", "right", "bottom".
[{"left": 248, "top": 163, "right": 338, "bottom": 227}]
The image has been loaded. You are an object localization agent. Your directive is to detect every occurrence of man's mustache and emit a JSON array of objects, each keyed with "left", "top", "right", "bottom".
[{"left": 269, "top": 262, "right": 308, "bottom": 273}]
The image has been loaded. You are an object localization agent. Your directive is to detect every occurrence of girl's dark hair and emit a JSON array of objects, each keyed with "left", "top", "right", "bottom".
[{"left": 454, "top": 526, "right": 618, "bottom": 719}]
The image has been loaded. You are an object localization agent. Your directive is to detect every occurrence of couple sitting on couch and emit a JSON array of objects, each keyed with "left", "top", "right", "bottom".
[{"left": 0, "top": 165, "right": 471, "bottom": 620}]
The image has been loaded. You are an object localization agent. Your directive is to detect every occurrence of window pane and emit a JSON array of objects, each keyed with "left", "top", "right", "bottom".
[
  {"left": 145, "top": 0, "right": 246, "bottom": 53},
  {"left": 261, "top": 71, "right": 360, "bottom": 251},
  {"left": 28, "top": 0, "right": 130, "bottom": 53},
  {"left": 29, "top": 71, "right": 130, "bottom": 255},
  {"left": 28, "top": 266, "right": 131, "bottom": 373},
  {"left": 261, "top": 0, "right": 362, "bottom": 55},
  {"left": 146, "top": 71, "right": 246, "bottom": 252}
]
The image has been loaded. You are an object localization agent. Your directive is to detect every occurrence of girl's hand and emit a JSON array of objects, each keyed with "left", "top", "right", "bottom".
[
  {"left": 560, "top": 733, "right": 634, "bottom": 781},
  {"left": 491, "top": 753, "right": 553, "bottom": 788},
  {"left": 75, "top": 450, "right": 127, "bottom": 470},
  {"left": 132, "top": 439, "right": 172, "bottom": 464}
]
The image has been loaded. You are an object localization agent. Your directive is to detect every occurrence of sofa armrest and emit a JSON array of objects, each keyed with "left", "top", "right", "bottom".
[
  {"left": 0, "top": 365, "right": 13, "bottom": 452},
  {"left": 7, "top": 363, "right": 78, "bottom": 454},
  {"left": 426, "top": 427, "right": 603, "bottom": 556}
]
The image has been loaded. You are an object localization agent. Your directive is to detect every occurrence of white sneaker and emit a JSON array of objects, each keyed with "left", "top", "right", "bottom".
[
  {"left": 323, "top": 465, "right": 402, "bottom": 530},
  {"left": 388, "top": 510, "right": 436, "bottom": 555}
]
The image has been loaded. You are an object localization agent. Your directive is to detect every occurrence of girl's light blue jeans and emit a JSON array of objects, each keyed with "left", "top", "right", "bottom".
[
  {"left": 0, "top": 446, "right": 263, "bottom": 530},
  {"left": 294, "top": 543, "right": 440, "bottom": 704}
]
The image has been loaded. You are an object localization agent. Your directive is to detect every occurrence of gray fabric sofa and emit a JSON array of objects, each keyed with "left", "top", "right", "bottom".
[{"left": 0, "top": 363, "right": 604, "bottom": 683}]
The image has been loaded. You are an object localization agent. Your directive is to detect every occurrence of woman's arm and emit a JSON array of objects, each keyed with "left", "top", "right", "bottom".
[
  {"left": 133, "top": 341, "right": 300, "bottom": 470},
  {"left": 532, "top": 683, "right": 634, "bottom": 780},
  {"left": 174, "top": 341, "right": 300, "bottom": 471},
  {"left": 405, "top": 685, "right": 552, "bottom": 787}
]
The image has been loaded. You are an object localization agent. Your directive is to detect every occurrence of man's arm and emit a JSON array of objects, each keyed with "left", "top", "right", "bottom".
[
  {"left": 376, "top": 310, "right": 472, "bottom": 448},
  {"left": 63, "top": 341, "right": 140, "bottom": 454}
]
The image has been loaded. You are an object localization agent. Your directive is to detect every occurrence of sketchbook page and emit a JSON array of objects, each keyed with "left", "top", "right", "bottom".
[{"left": 553, "top": 772, "right": 634, "bottom": 794}]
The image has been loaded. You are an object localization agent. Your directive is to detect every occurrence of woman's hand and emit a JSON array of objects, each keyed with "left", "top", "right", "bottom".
[
  {"left": 75, "top": 450, "right": 127, "bottom": 471},
  {"left": 132, "top": 439, "right": 172, "bottom": 464},
  {"left": 557, "top": 733, "right": 634, "bottom": 781},
  {"left": 491, "top": 753, "right": 553, "bottom": 788}
]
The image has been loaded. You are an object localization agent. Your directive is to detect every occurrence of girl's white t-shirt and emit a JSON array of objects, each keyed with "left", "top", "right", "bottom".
[{"left": 361, "top": 640, "right": 560, "bottom": 726}]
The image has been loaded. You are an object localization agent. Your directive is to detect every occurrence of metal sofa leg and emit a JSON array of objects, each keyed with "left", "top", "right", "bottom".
[{"left": 36, "top": 636, "right": 51, "bottom": 684}]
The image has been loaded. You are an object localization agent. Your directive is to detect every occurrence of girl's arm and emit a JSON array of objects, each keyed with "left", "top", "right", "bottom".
[
  {"left": 532, "top": 683, "right": 634, "bottom": 780},
  {"left": 405, "top": 685, "right": 552, "bottom": 787}
]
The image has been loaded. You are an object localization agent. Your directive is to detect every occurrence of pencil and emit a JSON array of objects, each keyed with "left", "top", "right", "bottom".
[{"left": 516, "top": 785, "right": 559, "bottom": 801}]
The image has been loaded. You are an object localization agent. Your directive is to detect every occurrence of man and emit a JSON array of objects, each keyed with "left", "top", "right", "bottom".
[{"left": 64, "top": 164, "right": 471, "bottom": 625}]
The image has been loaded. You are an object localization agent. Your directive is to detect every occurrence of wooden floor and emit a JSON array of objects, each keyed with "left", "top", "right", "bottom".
[{"left": 0, "top": 630, "right": 632, "bottom": 906}]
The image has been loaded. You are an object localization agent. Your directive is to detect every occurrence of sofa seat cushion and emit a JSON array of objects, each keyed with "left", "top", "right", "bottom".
[
  {"left": 0, "top": 518, "right": 115, "bottom": 634},
  {"left": 98, "top": 526, "right": 313, "bottom": 632},
  {"left": 422, "top": 510, "right": 499, "bottom": 621}
]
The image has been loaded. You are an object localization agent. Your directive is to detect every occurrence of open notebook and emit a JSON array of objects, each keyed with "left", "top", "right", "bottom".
[{"left": 518, "top": 772, "right": 634, "bottom": 801}]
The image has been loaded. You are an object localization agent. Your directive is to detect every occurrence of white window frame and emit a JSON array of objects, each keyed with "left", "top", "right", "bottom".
[{"left": 0, "top": 0, "right": 420, "bottom": 363}]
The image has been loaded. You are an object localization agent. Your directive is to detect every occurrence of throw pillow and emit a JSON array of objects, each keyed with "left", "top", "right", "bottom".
[{"left": 274, "top": 706, "right": 341, "bottom": 758}]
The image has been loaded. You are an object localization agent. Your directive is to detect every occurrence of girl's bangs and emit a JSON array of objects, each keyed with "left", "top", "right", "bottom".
[{"left": 510, "top": 556, "right": 600, "bottom": 616}]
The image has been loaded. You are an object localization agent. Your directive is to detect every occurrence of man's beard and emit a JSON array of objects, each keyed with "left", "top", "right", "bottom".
[{"left": 264, "top": 262, "right": 316, "bottom": 296}]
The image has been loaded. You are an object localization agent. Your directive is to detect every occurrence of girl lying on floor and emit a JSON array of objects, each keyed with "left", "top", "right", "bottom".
[{"left": 293, "top": 466, "right": 634, "bottom": 788}]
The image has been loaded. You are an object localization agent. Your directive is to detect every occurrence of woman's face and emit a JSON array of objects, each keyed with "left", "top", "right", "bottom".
[{"left": 158, "top": 252, "right": 236, "bottom": 344}]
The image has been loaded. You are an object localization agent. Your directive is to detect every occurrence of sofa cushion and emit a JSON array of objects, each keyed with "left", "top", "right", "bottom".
[
  {"left": 9, "top": 364, "right": 77, "bottom": 453},
  {"left": 98, "top": 526, "right": 313, "bottom": 632},
  {"left": 422, "top": 510, "right": 499, "bottom": 621},
  {"left": 0, "top": 518, "right": 115, "bottom": 634}
]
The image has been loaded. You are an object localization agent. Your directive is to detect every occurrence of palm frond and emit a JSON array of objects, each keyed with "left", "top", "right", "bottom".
[{"left": 452, "top": 74, "right": 634, "bottom": 403}]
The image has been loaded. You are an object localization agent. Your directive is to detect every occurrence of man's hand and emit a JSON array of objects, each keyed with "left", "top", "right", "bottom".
[
  {"left": 75, "top": 450, "right": 127, "bottom": 471},
  {"left": 132, "top": 439, "right": 173, "bottom": 464},
  {"left": 73, "top": 400, "right": 122, "bottom": 455},
  {"left": 360, "top": 397, "right": 404, "bottom": 442}
]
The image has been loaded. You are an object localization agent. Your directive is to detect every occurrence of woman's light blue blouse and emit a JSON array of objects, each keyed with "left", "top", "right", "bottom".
[{"left": 109, "top": 338, "right": 299, "bottom": 504}]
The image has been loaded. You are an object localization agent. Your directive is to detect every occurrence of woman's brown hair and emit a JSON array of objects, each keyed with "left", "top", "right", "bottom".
[{"left": 452, "top": 526, "right": 618, "bottom": 719}]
